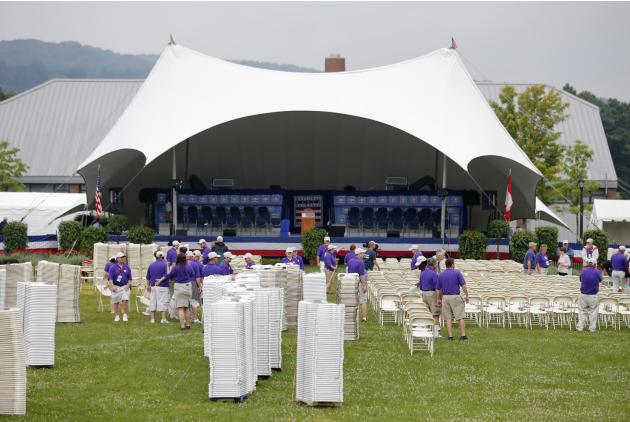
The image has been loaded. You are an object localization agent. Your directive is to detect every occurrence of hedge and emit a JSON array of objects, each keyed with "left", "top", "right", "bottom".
[
  {"left": 458, "top": 230, "right": 488, "bottom": 260},
  {"left": 2, "top": 221, "right": 28, "bottom": 253},
  {"left": 535, "top": 226, "right": 559, "bottom": 258},
  {"left": 582, "top": 229, "right": 609, "bottom": 266},
  {"left": 79, "top": 227, "right": 108, "bottom": 252},
  {"left": 510, "top": 230, "right": 537, "bottom": 263},
  {"left": 302, "top": 228, "right": 328, "bottom": 261},
  {"left": 58, "top": 220, "right": 84, "bottom": 251},
  {"left": 107, "top": 214, "right": 130, "bottom": 243},
  {"left": 487, "top": 220, "right": 510, "bottom": 239},
  {"left": 127, "top": 226, "right": 155, "bottom": 244}
]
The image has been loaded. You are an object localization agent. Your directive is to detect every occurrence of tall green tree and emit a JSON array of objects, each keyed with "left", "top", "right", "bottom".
[
  {"left": 555, "top": 140, "right": 599, "bottom": 230},
  {"left": 0, "top": 141, "right": 28, "bottom": 191},
  {"left": 490, "top": 85, "right": 568, "bottom": 203}
]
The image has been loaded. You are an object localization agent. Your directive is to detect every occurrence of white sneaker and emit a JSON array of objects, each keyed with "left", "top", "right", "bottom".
[
  {"left": 122, "top": 314, "right": 128, "bottom": 322},
  {"left": 150, "top": 319, "right": 155, "bottom": 324},
  {"left": 114, "top": 315, "right": 120, "bottom": 322},
  {"left": 142, "top": 311, "right": 150, "bottom": 316},
  {"left": 160, "top": 319, "right": 169, "bottom": 324},
  {"left": 194, "top": 319, "right": 202, "bottom": 324}
]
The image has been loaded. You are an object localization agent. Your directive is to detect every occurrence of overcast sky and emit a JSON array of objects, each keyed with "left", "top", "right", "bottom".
[{"left": 1, "top": 1, "right": 629, "bottom": 100}]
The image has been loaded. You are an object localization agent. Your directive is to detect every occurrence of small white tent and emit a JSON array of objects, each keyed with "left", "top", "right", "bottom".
[
  {"left": 535, "top": 197, "right": 570, "bottom": 230},
  {"left": 0, "top": 193, "right": 87, "bottom": 236},
  {"left": 590, "top": 199, "right": 630, "bottom": 243}
]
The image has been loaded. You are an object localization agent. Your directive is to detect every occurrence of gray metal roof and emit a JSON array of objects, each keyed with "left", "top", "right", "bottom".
[
  {"left": 476, "top": 82, "right": 617, "bottom": 188},
  {"left": 0, "top": 79, "right": 616, "bottom": 188},
  {"left": 0, "top": 79, "right": 142, "bottom": 182}
]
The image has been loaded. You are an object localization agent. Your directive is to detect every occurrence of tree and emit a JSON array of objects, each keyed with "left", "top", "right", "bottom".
[
  {"left": 0, "top": 141, "right": 28, "bottom": 191},
  {"left": 0, "top": 85, "right": 15, "bottom": 101},
  {"left": 555, "top": 140, "right": 600, "bottom": 230},
  {"left": 491, "top": 85, "right": 568, "bottom": 203}
]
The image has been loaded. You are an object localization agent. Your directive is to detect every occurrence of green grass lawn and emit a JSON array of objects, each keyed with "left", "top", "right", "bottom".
[{"left": 3, "top": 266, "right": 630, "bottom": 421}]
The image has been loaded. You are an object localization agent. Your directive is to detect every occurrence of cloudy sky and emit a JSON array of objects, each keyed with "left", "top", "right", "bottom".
[{"left": 1, "top": 1, "right": 629, "bottom": 100}]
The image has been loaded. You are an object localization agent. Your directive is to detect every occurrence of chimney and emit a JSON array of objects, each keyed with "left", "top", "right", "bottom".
[{"left": 325, "top": 54, "right": 345, "bottom": 72}]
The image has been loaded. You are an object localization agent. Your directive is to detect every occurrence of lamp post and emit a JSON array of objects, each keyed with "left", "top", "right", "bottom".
[{"left": 578, "top": 179, "right": 584, "bottom": 241}]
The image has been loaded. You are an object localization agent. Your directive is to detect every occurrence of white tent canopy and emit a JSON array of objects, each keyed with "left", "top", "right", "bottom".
[
  {"left": 535, "top": 197, "right": 570, "bottom": 230},
  {"left": 0, "top": 193, "right": 87, "bottom": 236},
  {"left": 78, "top": 44, "right": 542, "bottom": 219},
  {"left": 590, "top": 199, "right": 630, "bottom": 243}
]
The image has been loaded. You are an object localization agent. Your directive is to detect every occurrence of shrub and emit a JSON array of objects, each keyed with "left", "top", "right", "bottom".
[
  {"left": 107, "top": 214, "right": 129, "bottom": 243},
  {"left": 582, "top": 229, "right": 609, "bottom": 265},
  {"left": 2, "top": 221, "right": 28, "bottom": 253},
  {"left": 58, "top": 220, "right": 84, "bottom": 251},
  {"left": 458, "top": 230, "right": 488, "bottom": 260},
  {"left": 127, "top": 225, "right": 155, "bottom": 244},
  {"left": 510, "top": 230, "right": 537, "bottom": 263},
  {"left": 79, "top": 227, "right": 108, "bottom": 252},
  {"left": 487, "top": 220, "right": 510, "bottom": 239},
  {"left": 535, "top": 226, "right": 559, "bottom": 258},
  {"left": 302, "top": 228, "right": 328, "bottom": 261}
]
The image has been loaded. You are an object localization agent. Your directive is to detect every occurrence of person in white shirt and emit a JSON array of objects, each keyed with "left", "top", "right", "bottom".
[
  {"left": 581, "top": 238, "right": 599, "bottom": 263},
  {"left": 557, "top": 247, "right": 571, "bottom": 276}
]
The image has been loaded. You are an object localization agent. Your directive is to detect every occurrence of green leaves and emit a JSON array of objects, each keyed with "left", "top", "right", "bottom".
[
  {"left": 127, "top": 226, "right": 155, "bottom": 244},
  {"left": 301, "top": 228, "right": 328, "bottom": 261},
  {"left": 58, "top": 221, "right": 84, "bottom": 251},
  {"left": 459, "top": 230, "right": 488, "bottom": 259},
  {"left": 0, "top": 140, "right": 29, "bottom": 192},
  {"left": 1, "top": 221, "right": 28, "bottom": 253}
]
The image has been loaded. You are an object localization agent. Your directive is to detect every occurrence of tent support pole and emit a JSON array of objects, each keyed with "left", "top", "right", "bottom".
[
  {"left": 172, "top": 147, "right": 177, "bottom": 236},
  {"left": 440, "top": 154, "right": 447, "bottom": 249}
]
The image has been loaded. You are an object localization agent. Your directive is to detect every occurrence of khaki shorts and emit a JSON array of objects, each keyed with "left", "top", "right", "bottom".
[
  {"left": 359, "top": 283, "right": 367, "bottom": 304},
  {"left": 149, "top": 286, "right": 170, "bottom": 312},
  {"left": 110, "top": 286, "right": 130, "bottom": 304},
  {"left": 442, "top": 295, "right": 465, "bottom": 321},
  {"left": 173, "top": 282, "right": 192, "bottom": 308},
  {"left": 421, "top": 291, "right": 441, "bottom": 317},
  {"left": 190, "top": 298, "right": 200, "bottom": 308}
]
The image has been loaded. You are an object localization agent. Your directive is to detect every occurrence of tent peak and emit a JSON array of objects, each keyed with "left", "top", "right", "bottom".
[{"left": 168, "top": 34, "right": 176, "bottom": 46}]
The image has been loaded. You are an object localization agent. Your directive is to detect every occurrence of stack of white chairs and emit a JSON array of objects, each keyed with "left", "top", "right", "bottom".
[
  {"left": 57, "top": 264, "right": 81, "bottom": 323},
  {"left": 17, "top": 282, "right": 57, "bottom": 366},
  {"left": 0, "top": 307, "right": 26, "bottom": 415},
  {"left": 125, "top": 243, "right": 142, "bottom": 286},
  {"left": 92, "top": 243, "right": 109, "bottom": 282},
  {"left": 140, "top": 243, "right": 159, "bottom": 274},
  {"left": 337, "top": 273, "right": 360, "bottom": 340},
  {"left": 267, "top": 287, "right": 284, "bottom": 370},
  {"left": 296, "top": 301, "right": 344, "bottom": 405},
  {"left": 0, "top": 268, "right": 6, "bottom": 309},
  {"left": 254, "top": 289, "right": 271, "bottom": 377},
  {"left": 36, "top": 261, "right": 60, "bottom": 284},
  {"left": 207, "top": 296, "right": 257, "bottom": 400},
  {"left": 202, "top": 276, "right": 232, "bottom": 357},
  {"left": 4, "top": 263, "right": 32, "bottom": 309},
  {"left": 284, "top": 265, "right": 303, "bottom": 329},
  {"left": 302, "top": 273, "right": 327, "bottom": 303}
]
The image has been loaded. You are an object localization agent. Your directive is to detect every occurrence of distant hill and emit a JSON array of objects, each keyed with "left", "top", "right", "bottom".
[{"left": 0, "top": 39, "right": 320, "bottom": 93}]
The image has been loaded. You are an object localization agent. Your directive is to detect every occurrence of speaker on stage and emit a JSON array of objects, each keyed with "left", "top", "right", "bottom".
[
  {"left": 386, "top": 230, "right": 400, "bottom": 238},
  {"left": 328, "top": 225, "right": 346, "bottom": 237},
  {"left": 223, "top": 229, "right": 236, "bottom": 237}
]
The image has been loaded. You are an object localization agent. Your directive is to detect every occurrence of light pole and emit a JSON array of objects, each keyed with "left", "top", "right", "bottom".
[{"left": 578, "top": 179, "right": 584, "bottom": 241}]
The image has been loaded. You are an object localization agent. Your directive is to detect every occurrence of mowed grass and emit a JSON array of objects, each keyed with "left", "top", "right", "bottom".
[{"left": 3, "top": 265, "right": 630, "bottom": 421}]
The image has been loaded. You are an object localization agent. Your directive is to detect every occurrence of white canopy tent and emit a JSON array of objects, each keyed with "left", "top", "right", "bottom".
[
  {"left": 78, "top": 44, "right": 542, "bottom": 228},
  {"left": 590, "top": 199, "right": 630, "bottom": 243},
  {"left": 535, "top": 197, "right": 570, "bottom": 230},
  {"left": 0, "top": 193, "right": 87, "bottom": 236}
]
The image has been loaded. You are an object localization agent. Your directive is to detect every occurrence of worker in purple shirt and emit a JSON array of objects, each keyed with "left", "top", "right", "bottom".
[
  {"left": 316, "top": 236, "right": 331, "bottom": 273},
  {"left": 419, "top": 257, "right": 441, "bottom": 338},
  {"left": 576, "top": 258, "right": 603, "bottom": 332},
  {"left": 535, "top": 244, "right": 550, "bottom": 275},
  {"left": 187, "top": 251, "right": 203, "bottom": 323},
  {"left": 347, "top": 248, "right": 369, "bottom": 322},
  {"left": 198, "top": 238, "right": 211, "bottom": 265},
  {"left": 243, "top": 253, "right": 256, "bottom": 269},
  {"left": 291, "top": 248, "right": 305, "bottom": 271},
  {"left": 523, "top": 241, "right": 537, "bottom": 274},
  {"left": 202, "top": 252, "right": 223, "bottom": 276},
  {"left": 219, "top": 252, "right": 235, "bottom": 276},
  {"left": 167, "top": 240, "right": 180, "bottom": 270},
  {"left": 344, "top": 244, "right": 357, "bottom": 268},
  {"left": 409, "top": 245, "right": 421, "bottom": 270},
  {"left": 436, "top": 258, "right": 469, "bottom": 340},
  {"left": 146, "top": 251, "right": 169, "bottom": 324},
  {"left": 323, "top": 244, "right": 338, "bottom": 294},
  {"left": 103, "top": 256, "right": 115, "bottom": 284},
  {"left": 280, "top": 247, "right": 296, "bottom": 265},
  {"left": 158, "top": 253, "right": 195, "bottom": 330},
  {"left": 610, "top": 245, "right": 628, "bottom": 292},
  {"left": 108, "top": 252, "right": 133, "bottom": 323}
]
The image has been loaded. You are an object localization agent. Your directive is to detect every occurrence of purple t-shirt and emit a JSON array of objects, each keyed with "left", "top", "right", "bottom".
[
  {"left": 419, "top": 267, "right": 438, "bottom": 291},
  {"left": 203, "top": 263, "right": 223, "bottom": 277},
  {"left": 523, "top": 249, "right": 536, "bottom": 270},
  {"left": 611, "top": 252, "right": 628, "bottom": 272},
  {"left": 347, "top": 257, "right": 365, "bottom": 276},
  {"left": 165, "top": 263, "right": 196, "bottom": 284},
  {"left": 146, "top": 259, "right": 169, "bottom": 287},
  {"left": 108, "top": 264, "right": 133, "bottom": 286},
  {"left": 245, "top": 261, "right": 256, "bottom": 269},
  {"left": 580, "top": 267, "right": 602, "bottom": 295},
  {"left": 219, "top": 261, "right": 233, "bottom": 275},
  {"left": 344, "top": 251, "right": 356, "bottom": 266},
  {"left": 293, "top": 255, "right": 305, "bottom": 271},
  {"left": 201, "top": 246, "right": 211, "bottom": 264},
  {"left": 535, "top": 252, "right": 549, "bottom": 269},
  {"left": 187, "top": 259, "right": 201, "bottom": 279},
  {"left": 317, "top": 244, "right": 328, "bottom": 260},
  {"left": 166, "top": 247, "right": 178, "bottom": 265},
  {"left": 104, "top": 262, "right": 114, "bottom": 274},
  {"left": 411, "top": 252, "right": 421, "bottom": 270},
  {"left": 280, "top": 256, "right": 292, "bottom": 265},
  {"left": 436, "top": 268, "right": 466, "bottom": 295},
  {"left": 324, "top": 252, "right": 337, "bottom": 271}
]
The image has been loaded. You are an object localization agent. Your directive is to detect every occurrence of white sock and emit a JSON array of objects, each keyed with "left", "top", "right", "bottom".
[{"left": 434, "top": 325, "right": 440, "bottom": 337}]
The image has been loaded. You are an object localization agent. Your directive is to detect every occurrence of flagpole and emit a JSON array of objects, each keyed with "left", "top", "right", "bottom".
[{"left": 505, "top": 169, "right": 512, "bottom": 261}]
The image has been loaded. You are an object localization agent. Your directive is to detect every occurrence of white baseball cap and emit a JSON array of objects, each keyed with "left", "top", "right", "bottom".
[
  {"left": 115, "top": 252, "right": 126, "bottom": 259},
  {"left": 193, "top": 250, "right": 202, "bottom": 256},
  {"left": 529, "top": 242, "right": 537, "bottom": 247},
  {"left": 415, "top": 256, "right": 427, "bottom": 267},
  {"left": 327, "top": 244, "right": 337, "bottom": 250},
  {"left": 198, "top": 239, "right": 206, "bottom": 244},
  {"left": 109, "top": 255, "right": 116, "bottom": 261},
  {"left": 223, "top": 252, "right": 234, "bottom": 259},
  {"left": 155, "top": 251, "right": 164, "bottom": 258},
  {"left": 562, "top": 240, "right": 569, "bottom": 244},
  {"left": 243, "top": 253, "right": 253, "bottom": 259},
  {"left": 217, "top": 236, "right": 224, "bottom": 242},
  {"left": 285, "top": 247, "right": 293, "bottom": 253},
  {"left": 207, "top": 252, "right": 219, "bottom": 260},
  {"left": 324, "top": 236, "right": 331, "bottom": 241},
  {"left": 172, "top": 240, "right": 180, "bottom": 246},
  {"left": 619, "top": 245, "right": 626, "bottom": 251},
  {"left": 586, "top": 238, "right": 593, "bottom": 243},
  {"left": 355, "top": 247, "right": 367, "bottom": 254},
  {"left": 185, "top": 250, "right": 194, "bottom": 257},
  {"left": 409, "top": 245, "right": 419, "bottom": 251}
]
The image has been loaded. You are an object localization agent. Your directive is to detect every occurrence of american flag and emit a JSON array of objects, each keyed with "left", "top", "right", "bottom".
[{"left": 95, "top": 166, "right": 103, "bottom": 219}]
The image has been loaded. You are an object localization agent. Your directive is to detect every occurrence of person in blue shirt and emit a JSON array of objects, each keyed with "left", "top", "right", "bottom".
[
  {"left": 187, "top": 251, "right": 203, "bottom": 323},
  {"left": 316, "top": 236, "right": 331, "bottom": 272},
  {"left": 146, "top": 251, "right": 169, "bottom": 324},
  {"left": 409, "top": 245, "right": 421, "bottom": 270},
  {"left": 243, "top": 253, "right": 256, "bottom": 269},
  {"left": 158, "top": 253, "right": 196, "bottom": 330},
  {"left": 523, "top": 241, "right": 537, "bottom": 274},
  {"left": 219, "top": 252, "right": 235, "bottom": 276},
  {"left": 203, "top": 252, "right": 223, "bottom": 276},
  {"left": 291, "top": 248, "right": 305, "bottom": 271},
  {"left": 419, "top": 257, "right": 441, "bottom": 338},
  {"left": 198, "top": 239, "right": 211, "bottom": 265},
  {"left": 535, "top": 244, "right": 550, "bottom": 275},
  {"left": 364, "top": 241, "right": 381, "bottom": 271},
  {"left": 323, "top": 244, "right": 338, "bottom": 294},
  {"left": 344, "top": 244, "right": 356, "bottom": 268},
  {"left": 348, "top": 248, "right": 369, "bottom": 322},
  {"left": 167, "top": 240, "right": 180, "bottom": 270},
  {"left": 280, "top": 247, "right": 295, "bottom": 266},
  {"left": 610, "top": 245, "right": 628, "bottom": 292},
  {"left": 436, "top": 259, "right": 469, "bottom": 340},
  {"left": 576, "top": 258, "right": 603, "bottom": 332},
  {"left": 108, "top": 252, "right": 133, "bottom": 322}
]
